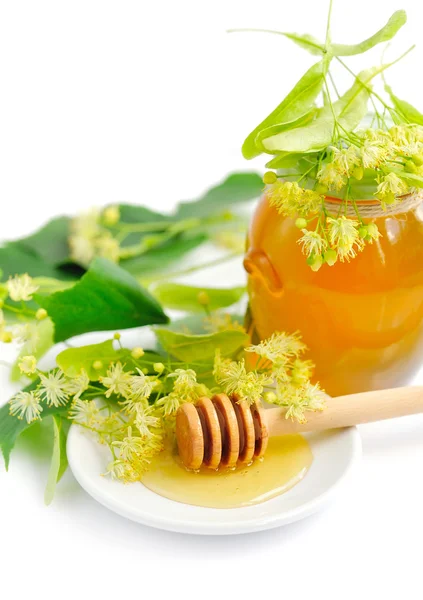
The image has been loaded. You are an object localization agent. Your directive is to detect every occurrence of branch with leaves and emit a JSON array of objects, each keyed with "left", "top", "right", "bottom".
[{"left": 234, "top": 7, "right": 423, "bottom": 270}]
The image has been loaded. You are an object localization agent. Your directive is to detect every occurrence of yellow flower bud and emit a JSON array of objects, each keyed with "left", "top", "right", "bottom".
[
  {"left": 314, "top": 183, "right": 328, "bottom": 195},
  {"left": 263, "top": 391, "right": 277, "bottom": 404},
  {"left": 131, "top": 347, "right": 145, "bottom": 359},
  {"left": 307, "top": 254, "right": 323, "bottom": 272},
  {"left": 295, "top": 217, "right": 308, "bottom": 229},
  {"left": 352, "top": 166, "right": 364, "bottom": 181},
  {"left": 358, "top": 226, "right": 368, "bottom": 239},
  {"left": 154, "top": 362, "right": 165, "bottom": 374},
  {"left": 323, "top": 249, "right": 338, "bottom": 267},
  {"left": 93, "top": 360, "right": 104, "bottom": 371},
  {"left": 113, "top": 332, "right": 121, "bottom": 341},
  {"left": 197, "top": 291, "right": 210, "bottom": 306},
  {"left": 405, "top": 160, "right": 418, "bottom": 174},
  {"left": 1, "top": 331, "right": 13, "bottom": 343},
  {"left": 103, "top": 205, "right": 120, "bottom": 226},
  {"left": 35, "top": 308, "right": 48, "bottom": 320},
  {"left": 263, "top": 171, "right": 277, "bottom": 185},
  {"left": 412, "top": 153, "right": 423, "bottom": 167}
]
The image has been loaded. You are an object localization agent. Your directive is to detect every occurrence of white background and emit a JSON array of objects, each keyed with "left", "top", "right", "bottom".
[{"left": 1, "top": 1, "right": 423, "bottom": 598}]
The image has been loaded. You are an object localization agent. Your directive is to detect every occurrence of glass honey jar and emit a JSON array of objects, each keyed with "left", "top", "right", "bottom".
[{"left": 244, "top": 194, "right": 423, "bottom": 397}]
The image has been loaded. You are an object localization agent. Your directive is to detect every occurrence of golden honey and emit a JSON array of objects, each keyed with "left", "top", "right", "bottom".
[
  {"left": 142, "top": 434, "right": 313, "bottom": 509},
  {"left": 244, "top": 196, "right": 423, "bottom": 397}
]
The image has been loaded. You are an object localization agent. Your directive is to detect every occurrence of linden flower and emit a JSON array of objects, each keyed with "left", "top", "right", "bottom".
[
  {"left": 290, "top": 359, "right": 315, "bottom": 386},
  {"left": 156, "top": 393, "right": 181, "bottom": 417},
  {"left": 112, "top": 428, "right": 146, "bottom": 462},
  {"left": 68, "top": 398, "right": 100, "bottom": 425},
  {"left": 95, "top": 235, "right": 120, "bottom": 263},
  {"left": 100, "top": 362, "right": 132, "bottom": 399},
  {"left": 365, "top": 222, "right": 381, "bottom": 243},
  {"left": 213, "top": 353, "right": 271, "bottom": 406},
  {"left": 246, "top": 331, "right": 306, "bottom": 365},
  {"left": 170, "top": 369, "right": 202, "bottom": 402},
  {"left": 9, "top": 391, "right": 43, "bottom": 423},
  {"left": 331, "top": 146, "right": 361, "bottom": 176},
  {"left": 266, "top": 181, "right": 321, "bottom": 217},
  {"left": 12, "top": 323, "right": 40, "bottom": 349},
  {"left": 327, "top": 217, "right": 363, "bottom": 262},
  {"left": 375, "top": 173, "right": 408, "bottom": 202},
  {"left": 360, "top": 140, "right": 387, "bottom": 169},
  {"left": 105, "top": 459, "right": 139, "bottom": 483},
  {"left": 18, "top": 355, "right": 37, "bottom": 375},
  {"left": 7, "top": 274, "right": 39, "bottom": 302},
  {"left": 389, "top": 125, "right": 413, "bottom": 149},
  {"left": 317, "top": 162, "right": 346, "bottom": 191},
  {"left": 102, "top": 205, "right": 120, "bottom": 226},
  {"left": 65, "top": 370, "right": 90, "bottom": 400},
  {"left": 70, "top": 208, "right": 101, "bottom": 240},
  {"left": 284, "top": 382, "right": 326, "bottom": 424},
  {"left": 134, "top": 404, "right": 161, "bottom": 437},
  {"left": 69, "top": 235, "right": 95, "bottom": 266},
  {"left": 297, "top": 230, "right": 327, "bottom": 258},
  {"left": 129, "top": 369, "right": 155, "bottom": 400},
  {"left": 38, "top": 369, "right": 70, "bottom": 407}
]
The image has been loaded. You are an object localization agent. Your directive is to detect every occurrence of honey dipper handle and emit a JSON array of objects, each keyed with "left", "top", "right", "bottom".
[{"left": 266, "top": 386, "right": 423, "bottom": 435}]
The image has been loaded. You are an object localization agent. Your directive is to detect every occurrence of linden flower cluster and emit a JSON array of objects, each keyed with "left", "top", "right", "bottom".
[
  {"left": 8, "top": 329, "right": 324, "bottom": 483},
  {"left": 9, "top": 363, "right": 90, "bottom": 423},
  {"left": 214, "top": 331, "right": 325, "bottom": 424},
  {"left": 264, "top": 124, "right": 423, "bottom": 271},
  {"left": 79, "top": 362, "right": 208, "bottom": 483},
  {"left": 0, "top": 274, "right": 48, "bottom": 345},
  {"left": 68, "top": 206, "right": 121, "bottom": 267}
]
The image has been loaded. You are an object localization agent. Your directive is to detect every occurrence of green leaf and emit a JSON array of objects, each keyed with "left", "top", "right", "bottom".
[
  {"left": 255, "top": 109, "right": 318, "bottom": 151},
  {"left": 121, "top": 233, "right": 207, "bottom": 277},
  {"left": 44, "top": 416, "right": 68, "bottom": 505},
  {"left": 118, "top": 204, "right": 171, "bottom": 224},
  {"left": 277, "top": 32, "right": 324, "bottom": 56},
  {"left": 154, "top": 328, "right": 249, "bottom": 362},
  {"left": 175, "top": 172, "right": 263, "bottom": 219},
  {"left": 0, "top": 380, "right": 68, "bottom": 469},
  {"left": 385, "top": 84, "right": 423, "bottom": 126},
  {"left": 17, "top": 217, "right": 71, "bottom": 266},
  {"left": 265, "top": 152, "right": 309, "bottom": 169},
  {"left": 37, "top": 257, "right": 168, "bottom": 343},
  {"left": 57, "top": 339, "right": 130, "bottom": 379},
  {"left": 11, "top": 318, "right": 55, "bottom": 381},
  {"left": 262, "top": 68, "right": 376, "bottom": 153},
  {"left": 152, "top": 283, "right": 246, "bottom": 312},
  {"left": 331, "top": 10, "right": 407, "bottom": 56},
  {"left": 242, "top": 60, "right": 328, "bottom": 159},
  {"left": 0, "top": 243, "right": 77, "bottom": 281}
]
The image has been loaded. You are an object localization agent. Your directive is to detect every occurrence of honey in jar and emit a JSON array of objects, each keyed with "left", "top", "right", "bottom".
[{"left": 244, "top": 195, "right": 423, "bottom": 397}]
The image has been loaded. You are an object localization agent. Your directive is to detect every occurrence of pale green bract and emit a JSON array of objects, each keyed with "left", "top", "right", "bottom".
[
  {"left": 242, "top": 59, "right": 328, "bottom": 159},
  {"left": 385, "top": 84, "right": 423, "bottom": 126},
  {"left": 238, "top": 10, "right": 406, "bottom": 59},
  {"left": 262, "top": 68, "right": 375, "bottom": 153},
  {"left": 331, "top": 10, "right": 407, "bottom": 56}
]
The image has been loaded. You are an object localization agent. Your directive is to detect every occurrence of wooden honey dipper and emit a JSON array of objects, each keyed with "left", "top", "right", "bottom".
[{"left": 175, "top": 387, "right": 423, "bottom": 470}]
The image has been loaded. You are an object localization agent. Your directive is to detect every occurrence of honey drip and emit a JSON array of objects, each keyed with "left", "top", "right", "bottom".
[{"left": 141, "top": 434, "right": 313, "bottom": 509}]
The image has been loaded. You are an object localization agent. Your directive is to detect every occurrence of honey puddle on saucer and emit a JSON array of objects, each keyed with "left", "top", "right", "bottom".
[{"left": 141, "top": 434, "right": 313, "bottom": 509}]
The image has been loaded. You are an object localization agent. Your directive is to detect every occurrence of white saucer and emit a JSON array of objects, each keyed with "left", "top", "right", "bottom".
[{"left": 67, "top": 424, "right": 361, "bottom": 535}]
